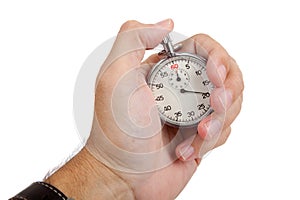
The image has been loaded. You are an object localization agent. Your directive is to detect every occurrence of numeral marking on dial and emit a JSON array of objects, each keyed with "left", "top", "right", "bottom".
[
  {"left": 160, "top": 71, "right": 168, "bottom": 78},
  {"left": 164, "top": 105, "right": 172, "bottom": 111},
  {"left": 155, "top": 95, "right": 164, "bottom": 101},
  {"left": 195, "top": 70, "right": 202, "bottom": 76},
  {"left": 171, "top": 63, "right": 178, "bottom": 70},
  {"left": 174, "top": 111, "right": 182, "bottom": 121},
  {"left": 197, "top": 104, "right": 205, "bottom": 111},
  {"left": 201, "top": 92, "right": 210, "bottom": 99},
  {"left": 185, "top": 63, "right": 190, "bottom": 69},
  {"left": 197, "top": 104, "right": 211, "bottom": 115},
  {"left": 187, "top": 111, "right": 195, "bottom": 117},
  {"left": 202, "top": 80, "right": 210, "bottom": 86},
  {"left": 174, "top": 111, "right": 182, "bottom": 117},
  {"left": 151, "top": 83, "right": 163, "bottom": 89}
]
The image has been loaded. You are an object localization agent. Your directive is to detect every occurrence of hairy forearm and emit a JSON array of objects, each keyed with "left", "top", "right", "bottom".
[{"left": 45, "top": 147, "right": 134, "bottom": 200}]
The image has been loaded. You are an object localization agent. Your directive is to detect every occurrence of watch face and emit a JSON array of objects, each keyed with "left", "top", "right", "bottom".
[{"left": 148, "top": 53, "right": 214, "bottom": 127}]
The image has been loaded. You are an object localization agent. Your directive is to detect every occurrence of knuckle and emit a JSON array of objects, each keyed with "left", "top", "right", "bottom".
[
  {"left": 240, "top": 74, "right": 245, "bottom": 92},
  {"left": 119, "top": 20, "right": 140, "bottom": 32},
  {"left": 220, "top": 127, "right": 231, "bottom": 145},
  {"left": 230, "top": 59, "right": 244, "bottom": 92},
  {"left": 236, "top": 71, "right": 245, "bottom": 94},
  {"left": 237, "top": 95, "right": 243, "bottom": 111},
  {"left": 236, "top": 72, "right": 244, "bottom": 90},
  {"left": 227, "top": 69, "right": 244, "bottom": 98},
  {"left": 193, "top": 33, "right": 212, "bottom": 41},
  {"left": 193, "top": 34, "right": 213, "bottom": 51}
]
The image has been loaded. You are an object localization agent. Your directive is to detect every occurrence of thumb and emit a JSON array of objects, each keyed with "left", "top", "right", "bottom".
[
  {"left": 93, "top": 19, "right": 174, "bottom": 152},
  {"left": 101, "top": 19, "right": 174, "bottom": 76}
]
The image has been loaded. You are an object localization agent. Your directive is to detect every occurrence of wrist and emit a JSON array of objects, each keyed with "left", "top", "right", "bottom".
[{"left": 45, "top": 147, "right": 134, "bottom": 199}]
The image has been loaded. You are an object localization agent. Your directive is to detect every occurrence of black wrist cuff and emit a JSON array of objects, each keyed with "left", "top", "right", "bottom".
[{"left": 10, "top": 182, "right": 70, "bottom": 200}]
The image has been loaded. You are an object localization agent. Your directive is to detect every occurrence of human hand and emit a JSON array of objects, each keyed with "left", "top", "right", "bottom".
[{"left": 85, "top": 19, "right": 244, "bottom": 199}]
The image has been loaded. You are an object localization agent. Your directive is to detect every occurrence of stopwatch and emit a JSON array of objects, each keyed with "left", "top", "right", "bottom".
[{"left": 147, "top": 34, "right": 214, "bottom": 127}]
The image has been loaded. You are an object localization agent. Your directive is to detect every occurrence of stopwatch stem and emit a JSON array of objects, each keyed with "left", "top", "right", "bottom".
[{"left": 161, "top": 34, "right": 175, "bottom": 57}]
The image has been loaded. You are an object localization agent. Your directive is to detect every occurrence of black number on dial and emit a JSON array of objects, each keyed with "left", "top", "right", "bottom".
[
  {"left": 160, "top": 71, "right": 168, "bottom": 78},
  {"left": 201, "top": 92, "right": 210, "bottom": 99},
  {"left": 202, "top": 80, "right": 210, "bottom": 86},
  {"left": 155, "top": 83, "right": 164, "bottom": 89},
  {"left": 197, "top": 104, "right": 205, "bottom": 111},
  {"left": 187, "top": 111, "right": 195, "bottom": 117},
  {"left": 185, "top": 63, "right": 190, "bottom": 69},
  {"left": 155, "top": 95, "right": 164, "bottom": 101},
  {"left": 174, "top": 111, "right": 182, "bottom": 117},
  {"left": 195, "top": 70, "right": 202, "bottom": 76},
  {"left": 164, "top": 105, "right": 172, "bottom": 111}
]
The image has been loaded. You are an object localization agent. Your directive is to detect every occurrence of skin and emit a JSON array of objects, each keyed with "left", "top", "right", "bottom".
[{"left": 45, "top": 19, "right": 244, "bottom": 200}]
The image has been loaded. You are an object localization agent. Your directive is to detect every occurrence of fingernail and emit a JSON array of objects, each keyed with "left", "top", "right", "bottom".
[
  {"left": 204, "top": 119, "right": 222, "bottom": 140},
  {"left": 179, "top": 145, "right": 195, "bottom": 161},
  {"left": 156, "top": 19, "right": 172, "bottom": 27},
  {"left": 218, "top": 89, "right": 232, "bottom": 111},
  {"left": 217, "top": 65, "right": 227, "bottom": 84}
]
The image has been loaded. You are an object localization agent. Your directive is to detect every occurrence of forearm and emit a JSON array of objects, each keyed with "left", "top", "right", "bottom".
[{"left": 45, "top": 147, "right": 134, "bottom": 200}]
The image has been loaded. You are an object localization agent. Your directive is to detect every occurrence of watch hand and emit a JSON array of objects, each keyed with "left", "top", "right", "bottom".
[
  {"left": 180, "top": 89, "right": 210, "bottom": 98},
  {"left": 176, "top": 70, "right": 181, "bottom": 81}
]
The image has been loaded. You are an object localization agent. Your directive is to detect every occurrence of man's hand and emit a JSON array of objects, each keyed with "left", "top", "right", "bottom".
[{"left": 47, "top": 19, "right": 244, "bottom": 200}]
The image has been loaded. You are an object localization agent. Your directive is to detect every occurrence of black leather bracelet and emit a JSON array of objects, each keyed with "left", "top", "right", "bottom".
[{"left": 9, "top": 182, "right": 71, "bottom": 200}]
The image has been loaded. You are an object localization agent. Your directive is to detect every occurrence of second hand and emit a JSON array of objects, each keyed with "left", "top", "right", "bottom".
[{"left": 180, "top": 89, "right": 210, "bottom": 98}]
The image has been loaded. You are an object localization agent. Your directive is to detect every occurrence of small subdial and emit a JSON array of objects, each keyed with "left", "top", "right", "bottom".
[{"left": 168, "top": 69, "right": 190, "bottom": 89}]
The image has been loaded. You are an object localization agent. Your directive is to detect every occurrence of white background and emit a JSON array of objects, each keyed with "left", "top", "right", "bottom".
[{"left": 1, "top": 0, "right": 300, "bottom": 199}]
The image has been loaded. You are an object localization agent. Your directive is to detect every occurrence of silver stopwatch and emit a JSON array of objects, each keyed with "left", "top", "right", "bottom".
[{"left": 147, "top": 34, "right": 214, "bottom": 127}]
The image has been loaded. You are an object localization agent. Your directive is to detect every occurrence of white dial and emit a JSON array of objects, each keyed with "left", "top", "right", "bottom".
[{"left": 148, "top": 53, "right": 214, "bottom": 127}]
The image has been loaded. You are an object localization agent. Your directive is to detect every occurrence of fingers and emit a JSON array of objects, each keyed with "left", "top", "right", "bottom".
[
  {"left": 191, "top": 34, "right": 243, "bottom": 137},
  {"left": 196, "top": 59, "right": 243, "bottom": 148},
  {"left": 175, "top": 34, "right": 244, "bottom": 161}
]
